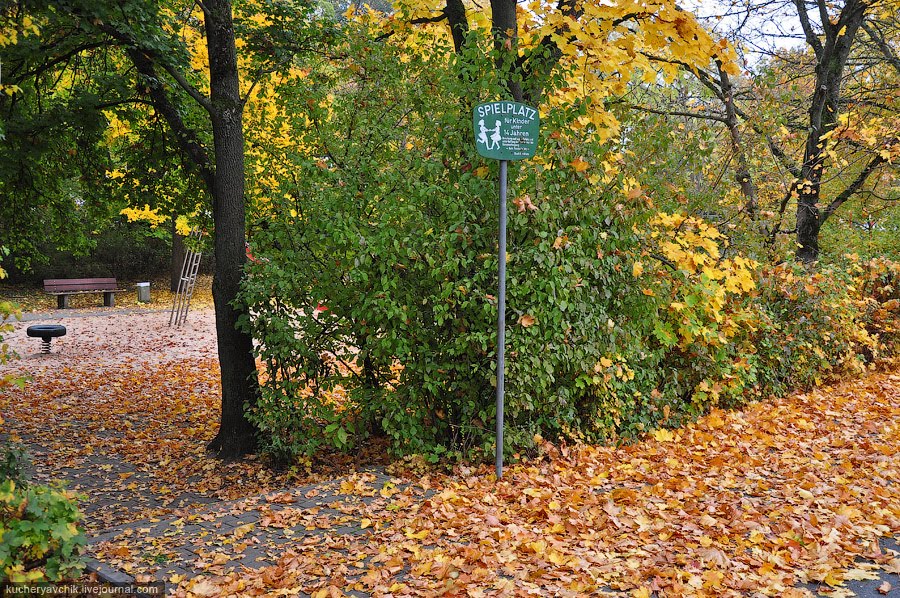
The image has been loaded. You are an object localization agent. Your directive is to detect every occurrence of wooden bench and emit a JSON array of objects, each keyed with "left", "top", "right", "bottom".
[{"left": 43, "top": 278, "right": 125, "bottom": 309}]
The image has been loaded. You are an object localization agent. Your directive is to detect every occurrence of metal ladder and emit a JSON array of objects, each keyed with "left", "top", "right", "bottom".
[{"left": 169, "top": 228, "right": 203, "bottom": 328}]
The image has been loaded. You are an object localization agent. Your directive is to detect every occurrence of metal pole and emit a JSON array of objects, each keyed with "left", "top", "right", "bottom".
[{"left": 496, "top": 160, "right": 508, "bottom": 480}]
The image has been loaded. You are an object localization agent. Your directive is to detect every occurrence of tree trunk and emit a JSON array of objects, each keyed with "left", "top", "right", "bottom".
[
  {"left": 203, "top": 0, "right": 260, "bottom": 458},
  {"left": 444, "top": 0, "right": 469, "bottom": 53},
  {"left": 793, "top": 0, "right": 867, "bottom": 262},
  {"left": 717, "top": 63, "right": 758, "bottom": 219},
  {"left": 489, "top": 0, "right": 523, "bottom": 102},
  {"left": 795, "top": 189, "right": 821, "bottom": 262}
]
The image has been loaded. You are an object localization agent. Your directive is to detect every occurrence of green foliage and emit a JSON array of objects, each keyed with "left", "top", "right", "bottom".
[
  {"left": 0, "top": 443, "right": 30, "bottom": 488},
  {"left": 0, "top": 59, "right": 122, "bottom": 272},
  {"left": 0, "top": 275, "right": 84, "bottom": 582},
  {"left": 0, "top": 288, "right": 26, "bottom": 393},
  {"left": 752, "top": 264, "right": 863, "bottom": 393},
  {"left": 749, "top": 257, "right": 899, "bottom": 397},
  {"left": 240, "top": 26, "right": 653, "bottom": 460},
  {"left": 0, "top": 479, "right": 85, "bottom": 582},
  {"left": 9, "top": 220, "right": 174, "bottom": 284},
  {"left": 0, "top": 441, "right": 83, "bottom": 583},
  {"left": 240, "top": 19, "right": 900, "bottom": 465}
]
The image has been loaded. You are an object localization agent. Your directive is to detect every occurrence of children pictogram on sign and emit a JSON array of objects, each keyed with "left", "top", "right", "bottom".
[{"left": 477, "top": 118, "right": 503, "bottom": 151}]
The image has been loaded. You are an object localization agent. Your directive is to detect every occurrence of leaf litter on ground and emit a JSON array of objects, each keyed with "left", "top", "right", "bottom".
[
  {"left": 2, "top": 306, "right": 898, "bottom": 596},
  {"left": 168, "top": 366, "right": 899, "bottom": 597},
  {"left": 0, "top": 309, "right": 391, "bottom": 534}
]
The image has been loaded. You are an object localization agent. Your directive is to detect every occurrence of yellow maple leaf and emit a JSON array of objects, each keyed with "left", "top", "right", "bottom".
[
  {"left": 547, "top": 550, "right": 567, "bottom": 565},
  {"left": 706, "top": 411, "right": 725, "bottom": 428},
  {"left": 653, "top": 428, "right": 674, "bottom": 442},
  {"left": 823, "top": 571, "right": 845, "bottom": 587},
  {"left": 843, "top": 567, "right": 880, "bottom": 581},
  {"left": 404, "top": 528, "right": 429, "bottom": 540}
]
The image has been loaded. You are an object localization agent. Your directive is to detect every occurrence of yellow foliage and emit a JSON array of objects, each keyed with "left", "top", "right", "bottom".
[
  {"left": 645, "top": 212, "right": 758, "bottom": 360},
  {"left": 174, "top": 215, "right": 192, "bottom": 236},
  {"left": 388, "top": 0, "right": 735, "bottom": 155},
  {"left": 120, "top": 205, "right": 167, "bottom": 227}
]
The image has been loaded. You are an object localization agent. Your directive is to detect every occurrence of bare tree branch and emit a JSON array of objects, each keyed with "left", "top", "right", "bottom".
[
  {"left": 155, "top": 56, "right": 212, "bottom": 113},
  {"left": 821, "top": 153, "right": 887, "bottom": 223},
  {"left": 862, "top": 21, "right": 900, "bottom": 75},
  {"left": 793, "top": 0, "right": 824, "bottom": 57},
  {"left": 620, "top": 101, "right": 730, "bottom": 123}
]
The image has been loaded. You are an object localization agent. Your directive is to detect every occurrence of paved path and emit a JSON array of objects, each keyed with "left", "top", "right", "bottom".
[
  {"left": 84, "top": 470, "right": 405, "bottom": 588},
  {"left": 18, "top": 307, "right": 172, "bottom": 321},
  {"left": 82, "top": 474, "right": 898, "bottom": 597}
]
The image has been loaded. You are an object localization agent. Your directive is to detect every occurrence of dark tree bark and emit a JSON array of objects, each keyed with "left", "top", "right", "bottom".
[
  {"left": 119, "top": 1, "right": 260, "bottom": 458},
  {"left": 489, "top": 0, "right": 523, "bottom": 102},
  {"left": 203, "top": 0, "right": 260, "bottom": 458},
  {"left": 793, "top": 0, "right": 867, "bottom": 262},
  {"left": 440, "top": 0, "right": 581, "bottom": 106},
  {"left": 444, "top": 0, "right": 469, "bottom": 54}
]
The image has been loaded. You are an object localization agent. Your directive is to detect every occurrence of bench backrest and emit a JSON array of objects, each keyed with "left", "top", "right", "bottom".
[{"left": 44, "top": 278, "right": 118, "bottom": 292}]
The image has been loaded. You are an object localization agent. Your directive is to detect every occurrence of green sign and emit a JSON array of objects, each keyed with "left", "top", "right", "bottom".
[{"left": 473, "top": 101, "right": 539, "bottom": 161}]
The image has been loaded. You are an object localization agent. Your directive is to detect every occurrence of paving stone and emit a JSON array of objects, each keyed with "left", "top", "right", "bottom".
[
  {"left": 84, "top": 557, "right": 135, "bottom": 585},
  {"left": 153, "top": 565, "right": 195, "bottom": 581},
  {"left": 237, "top": 553, "right": 273, "bottom": 569},
  {"left": 197, "top": 513, "right": 244, "bottom": 529},
  {"left": 330, "top": 524, "right": 368, "bottom": 536}
]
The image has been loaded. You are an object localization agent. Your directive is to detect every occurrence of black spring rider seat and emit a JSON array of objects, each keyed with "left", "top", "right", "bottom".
[{"left": 26, "top": 325, "right": 67, "bottom": 354}]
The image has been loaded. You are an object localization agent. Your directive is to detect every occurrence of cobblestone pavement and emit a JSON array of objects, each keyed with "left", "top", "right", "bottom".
[{"left": 84, "top": 470, "right": 412, "bottom": 587}]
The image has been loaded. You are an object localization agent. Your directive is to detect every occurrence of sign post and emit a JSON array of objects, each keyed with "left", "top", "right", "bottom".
[{"left": 473, "top": 101, "right": 539, "bottom": 480}]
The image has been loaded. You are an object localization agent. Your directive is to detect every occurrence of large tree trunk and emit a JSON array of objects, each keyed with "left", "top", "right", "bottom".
[
  {"left": 793, "top": 0, "right": 866, "bottom": 262},
  {"left": 203, "top": 0, "right": 260, "bottom": 458},
  {"left": 795, "top": 189, "right": 822, "bottom": 263},
  {"left": 489, "top": 0, "right": 523, "bottom": 102}
]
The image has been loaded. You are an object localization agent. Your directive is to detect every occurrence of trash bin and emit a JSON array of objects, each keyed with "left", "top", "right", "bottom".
[{"left": 136, "top": 282, "right": 151, "bottom": 303}]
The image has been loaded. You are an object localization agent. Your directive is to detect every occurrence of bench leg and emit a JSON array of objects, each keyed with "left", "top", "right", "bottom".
[
  {"left": 103, "top": 292, "right": 115, "bottom": 308},
  {"left": 57, "top": 295, "right": 70, "bottom": 309}
]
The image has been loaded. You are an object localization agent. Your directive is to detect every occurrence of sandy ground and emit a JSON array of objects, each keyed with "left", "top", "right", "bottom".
[{"left": 3, "top": 308, "right": 218, "bottom": 376}]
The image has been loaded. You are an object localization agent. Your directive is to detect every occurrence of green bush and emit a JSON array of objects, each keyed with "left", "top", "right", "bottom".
[
  {"left": 0, "top": 479, "right": 85, "bottom": 582},
  {"left": 0, "top": 292, "right": 84, "bottom": 582},
  {"left": 854, "top": 256, "right": 900, "bottom": 357},
  {"left": 240, "top": 27, "right": 665, "bottom": 461},
  {"left": 239, "top": 24, "right": 898, "bottom": 465},
  {"left": 752, "top": 263, "right": 860, "bottom": 394},
  {"left": 0, "top": 443, "right": 29, "bottom": 488},
  {"left": 4, "top": 220, "right": 175, "bottom": 284},
  {"left": 1, "top": 287, "right": 27, "bottom": 395}
]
